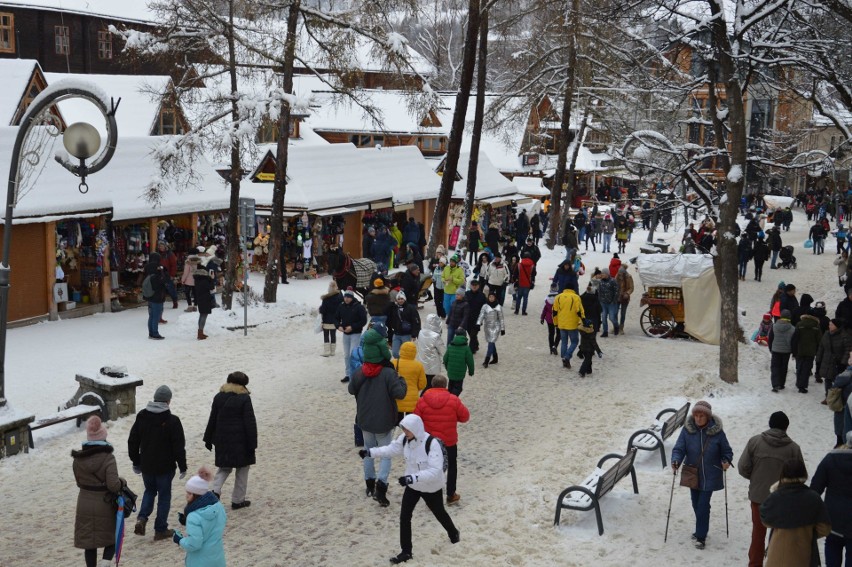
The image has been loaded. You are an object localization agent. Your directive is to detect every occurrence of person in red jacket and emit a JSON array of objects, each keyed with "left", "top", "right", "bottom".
[
  {"left": 158, "top": 240, "right": 179, "bottom": 309},
  {"left": 515, "top": 253, "right": 536, "bottom": 315},
  {"left": 608, "top": 253, "right": 622, "bottom": 278},
  {"left": 414, "top": 375, "right": 470, "bottom": 505}
]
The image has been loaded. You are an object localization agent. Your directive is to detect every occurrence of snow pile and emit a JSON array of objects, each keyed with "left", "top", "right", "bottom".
[{"left": 727, "top": 164, "right": 743, "bottom": 183}]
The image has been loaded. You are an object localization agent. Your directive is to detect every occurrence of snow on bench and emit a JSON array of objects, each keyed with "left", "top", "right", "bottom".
[
  {"left": 27, "top": 404, "right": 102, "bottom": 449},
  {"left": 627, "top": 402, "right": 691, "bottom": 468},
  {"left": 554, "top": 448, "right": 639, "bottom": 535}
]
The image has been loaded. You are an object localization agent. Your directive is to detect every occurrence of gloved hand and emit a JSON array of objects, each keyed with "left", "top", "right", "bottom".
[
  {"left": 398, "top": 475, "right": 414, "bottom": 486},
  {"left": 598, "top": 352, "right": 603, "bottom": 358},
  {"left": 178, "top": 512, "right": 186, "bottom": 526},
  {"left": 205, "top": 442, "right": 212, "bottom": 452},
  {"left": 172, "top": 530, "right": 183, "bottom": 544},
  {"left": 179, "top": 470, "right": 187, "bottom": 480},
  {"left": 671, "top": 462, "right": 680, "bottom": 473},
  {"left": 500, "top": 330, "right": 505, "bottom": 336},
  {"left": 540, "top": 319, "right": 544, "bottom": 325},
  {"left": 358, "top": 449, "right": 370, "bottom": 460},
  {"left": 132, "top": 466, "right": 142, "bottom": 475}
]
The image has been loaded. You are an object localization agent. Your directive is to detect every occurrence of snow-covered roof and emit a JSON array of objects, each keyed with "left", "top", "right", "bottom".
[
  {"left": 45, "top": 73, "right": 172, "bottom": 138},
  {"left": 0, "top": 128, "right": 229, "bottom": 221},
  {"left": 450, "top": 152, "right": 517, "bottom": 199},
  {"left": 0, "top": 59, "right": 42, "bottom": 126},
  {"left": 637, "top": 253, "right": 715, "bottom": 287},
  {"left": 0, "top": 0, "right": 157, "bottom": 23},
  {"left": 813, "top": 108, "right": 852, "bottom": 127},
  {"left": 512, "top": 176, "right": 549, "bottom": 196}
]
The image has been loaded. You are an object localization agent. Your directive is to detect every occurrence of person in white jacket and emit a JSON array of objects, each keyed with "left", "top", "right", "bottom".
[
  {"left": 360, "top": 414, "right": 459, "bottom": 564},
  {"left": 485, "top": 255, "right": 510, "bottom": 306},
  {"left": 417, "top": 314, "right": 447, "bottom": 390}
]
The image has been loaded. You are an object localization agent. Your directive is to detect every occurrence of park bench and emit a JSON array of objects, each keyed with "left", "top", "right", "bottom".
[
  {"left": 554, "top": 448, "right": 639, "bottom": 535},
  {"left": 626, "top": 401, "right": 691, "bottom": 468},
  {"left": 27, "top": 403, "right": 102, "bottom": 449}
]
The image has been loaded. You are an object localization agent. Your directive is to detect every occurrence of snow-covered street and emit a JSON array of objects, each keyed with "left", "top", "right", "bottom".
[{"left": 0, "top": 211, "right": 843, "bottom": 566}]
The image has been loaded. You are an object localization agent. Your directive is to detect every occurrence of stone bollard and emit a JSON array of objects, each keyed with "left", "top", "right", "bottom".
[{"left": 70, "top": 372, "right": 144, "bottom": 421}]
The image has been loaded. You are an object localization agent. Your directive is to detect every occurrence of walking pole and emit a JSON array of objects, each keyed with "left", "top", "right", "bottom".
[
  {"left": 724, "top": 468, "right": 729, "bottom": 538},
  {"left": 664, "top": 467, "right": 677, "bottom": 543}
]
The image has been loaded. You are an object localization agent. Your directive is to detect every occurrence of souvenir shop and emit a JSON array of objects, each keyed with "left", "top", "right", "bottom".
[
  {"left": 446, "top": 198, "right": 518, "bottom": 251},
  {"left": 54, "top": 217, "right": 110, "bottom": 307},
  {"left": 257, "top": 211, "right": 349, "bottom": 275}
]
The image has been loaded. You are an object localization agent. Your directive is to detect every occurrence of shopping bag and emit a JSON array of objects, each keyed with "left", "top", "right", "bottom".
[
  {"left": 314, "top": 314, "right": 323, "bottom": 334},
  {"left": 804, "top": 239, "right": 813, "bottom": 249}
]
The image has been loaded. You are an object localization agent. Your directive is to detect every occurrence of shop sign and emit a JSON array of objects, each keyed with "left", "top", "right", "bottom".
[
  {"left": 256, "top": 172, "right": 275, "bottom": 182},
  {"left": 522, "top": 153, "right": 540, "bottom": 166}
]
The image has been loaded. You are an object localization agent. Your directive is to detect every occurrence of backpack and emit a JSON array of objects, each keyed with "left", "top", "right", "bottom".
[
  {"left": 404, "top": 435, "right": 448, "bottom": 473},
  {"left": 141, "top": 274, "right": 155, "bottom": 299}
]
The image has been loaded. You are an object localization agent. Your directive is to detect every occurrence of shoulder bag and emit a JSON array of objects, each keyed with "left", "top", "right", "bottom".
[{"left": 680, "top": 434, "right": 711, "bottom": 489}]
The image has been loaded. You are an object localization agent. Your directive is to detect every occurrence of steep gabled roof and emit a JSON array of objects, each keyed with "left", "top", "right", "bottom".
[
  {"left": 0, "top": 59, "right": 47, "bottom": 126},
  {"left": 0, "top": 0, "right": 156, "bottom": 23}
]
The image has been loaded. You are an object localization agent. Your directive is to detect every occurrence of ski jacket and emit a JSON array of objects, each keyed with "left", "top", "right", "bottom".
[
  {"left": 811, "top": 447, "right": 852, "bottom": 538},
  {"left": 552, "top": 289, "right": 585, "bottom": 330},
  {"left": 416, "top": 315, "right": 446, "bottom": 376},
  {"left": 203, "top": 383, "right": 257, "bottom": 469},
  {"left": 477, "top": 302, "right": 505, "bottom": 343},
  {"left": 442, "top": 265, "right": 466, "bottom": 295},
  {"left": 597, "top": 277, "right": 620, "bottom": 305},
  {"left": 348, "top": 364, "right": 407, "bottom": 433},
  {"left": 393, "top": 342, "right": 427, "bottom": 413},
  {"left": 179, "top": 492, "right": 227, "bottom": 567},
  {"left": 320, "top": 291, "right": 344, "bottom": 324},
  {"left": 671, "top": 415, "right": 734, "bottom": 492},
  {"left": 414, "top": 388, "right": 470, "bottom": 447},
  {"left": 737, "top": 429, "right": 803, "bottom": 503},
  {"left": 540, "top": 291, "right": 557, "bottom": 325},
  {"left": 128, "top": 405, "right": 187, "bottom": 475},
  {"left": 445, "top": 298, "right": 470, "bottom": 332},
  {"left": 369, "top": 414, "right": 446, "bottom": 493},
  {"left": 443, "top": 334, "right": 474, "bottom": 381},
  {"left": 335, "top": 299, "right": 368, "bottom": 335}
]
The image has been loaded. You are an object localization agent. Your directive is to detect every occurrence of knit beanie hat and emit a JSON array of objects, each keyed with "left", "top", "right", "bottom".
[
  {"left": 185, "top": 466, "right": 213, "bottom": 495},
  {"left": 153, "top": 385, "right": 172, "bottom": 403},
  {"left": 692, "top": 400, "right": 712, "bottom": 418},
  {"left": 762, "top": 313, "right": 772, "bottom": 321},
  {"left": 396, "top": 291, "right": 407, "bottom": 301},
  {"left": 768, "top": 411, "right": 789, "bottom": 431},
  {"left": 455, "top": 287, "right": 466, "bottom": 297},
  {"left": 780, "top": 309, "right": 791, "bottom": 319},
  {"left": 86, "top": 415, "right": 108, "bottom": 442}
]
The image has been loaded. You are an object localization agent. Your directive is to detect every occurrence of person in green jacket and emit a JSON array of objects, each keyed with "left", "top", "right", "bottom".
[{"left": 443, "top": 329, "right": 474, "bottom": 397}]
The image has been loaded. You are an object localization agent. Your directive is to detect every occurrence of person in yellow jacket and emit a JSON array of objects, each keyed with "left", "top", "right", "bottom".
[
  {"left": 393, "top": 341, "right": 427, "bottom": 423},
  {"left": 552, "top": 287, "right": 585, "bottom": 369},
  {"left": 441, "top": 255, "right": 466, "bottom": 316}
]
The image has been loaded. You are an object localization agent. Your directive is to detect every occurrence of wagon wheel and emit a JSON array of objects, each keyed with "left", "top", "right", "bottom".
[{"left": 640, "top": 305, "right": 677, "bottom": 338}]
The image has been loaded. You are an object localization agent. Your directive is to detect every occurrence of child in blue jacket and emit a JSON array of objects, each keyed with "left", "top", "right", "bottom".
[{"left": 174, "top": 467, "right": 227, "bottom": 567}]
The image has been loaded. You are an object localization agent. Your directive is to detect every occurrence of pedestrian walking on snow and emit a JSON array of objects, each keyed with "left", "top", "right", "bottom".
[
  {"left": 760, "top": 459, "right": 831, "bottom": 567},
  {"left": 203, "top": 371, "right": 257, "bottom": 510},
  {"left": 671, "top": 401, "right": 734, "bottom": 550},
  {"left": 319, "top": 281, "right": 343, "bottom": 356},
  {"left": 793, "top": 310, "right": 823, "bottom": 393},
  {"left": 810, "top": 431, "right": 852, "bottom": 566},
  {"left": 552, "top": 285, "right": 585, "bottom": 369},
  {"left": 615, "top": 265, "right": 633, "bottom": 332},
  {"left": 577, "top": 319, "right": 602, "bottom": 377},
  {"left": 192, "top": 263, "right": 216, "bottom": 340},
  {"left": 416, "top": 314, "right": 447, "bottom": 390},
  {"left": 173, "top": 467, "right": 227, "bottom": 567},
  {"left": 359, "top": 414, "right": 459, "bottom": 564},
  {"left": 128, "top": 385, "right": 188, "bottom": 541},
  {"left": 769, "top": 310, "right": 795, "bottom": 392},
  {"left": 73, "top": 416, "right": 124, "bottom": 567},
  {"left": 393, "top": 341, "right": 427, "bottom": 423},
  {"left": 597, "top": 271, "right": 620, "bottom": 337},
  {"left": 336, "top": 288, "right": 368, "bottom": 383},
  {"left": 737, "top": 411, "right": 804, "bottom": 567},
  {"left": 443, "top": 329, "right": 474, "bottom": 396},
  {"left": 415, "top": 375, "right": 470, "bottom": 506},
  {"left": 541, "top": 283, "right": 559, "bottom": 355},
  {"left": 477, "top": 291, "right": 505, "bottom": 368}
]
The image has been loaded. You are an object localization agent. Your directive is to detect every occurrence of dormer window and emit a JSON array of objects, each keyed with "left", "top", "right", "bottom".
[{"left": 0, "top": 13, "right": 14, "bottom": 53}]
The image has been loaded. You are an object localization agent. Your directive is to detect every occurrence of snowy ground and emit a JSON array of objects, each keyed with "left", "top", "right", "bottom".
[{"left": 0, "top": 209, "right": 842, "bottom": 567}]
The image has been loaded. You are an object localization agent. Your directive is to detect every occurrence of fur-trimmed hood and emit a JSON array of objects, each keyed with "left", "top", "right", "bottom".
[
  {"left": 684, "top": 414, "right": 724, "bottom": 435},
  {"left": 219, "top": 383, "right": 250, "bottom": 395},
  {"left": 369, "top": 287, "right": 389, "bottom": 296}
]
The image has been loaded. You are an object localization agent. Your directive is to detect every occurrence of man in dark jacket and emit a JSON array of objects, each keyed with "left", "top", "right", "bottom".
[
  {"left": 581, "top": 284, "right": 603, "bottom": 333},
  {"left": 484, "top": 225, "right": 500, "bottom": 254},
  {"left": 792, "top": 311, "right": 823, "bottom": 393},
  {"left": 835, "top": 288, "right": 852, "bottom": 332},
  {"left": 552, "top": 260, "right": 578, "bottom": 293},
  {"left": 144, "top": 253, "right": 169, "bottom": 339},
  {"left": 349, "top": 329, "right": 407, "bottom": 506},
  {"left": 738, "top": 412, "right": 804, "bottom": 567},
  {"left": 515, "top": 210, "right": 530, "bottom": 244},
  {"left": 402, "top": 218, "right": 420, "bottom": 249},
  {"left": 362, "top": 227, "right": 375, "bottom": 259},
  {"left": 336, "top": 289, "right": 368, "bottom": 383},
  {"left": 128, "top": 385, "right": 187, "bottom": 540},
  {"left": 769, "top": 310, "right": 796, "bottom": 392},
  {"left": 445, "top": 289, "right": 469, "bottom": 347},
  {"left": 203, "top": 371, "right": 257, "bottom": 510},
  {"left": 752, "top": 236, "right": 769, "bottom": 281},
  {"left": 388, "top": 291, "right": 421, "bottom": 357},
  {"left": 401, "top": 263, "right": 422, "bottom": 308},
  {"left": 465, "top": 280, "right": 487, "bottom": 354},
  {"left": 811, "top": 432, "right": 852, "bottom": 566},
  {"left": 768, "top": 227, "right": 783, "bottom": 269},
  {"left": 779, "top": 284, "right": 799, "bottom": 314}
]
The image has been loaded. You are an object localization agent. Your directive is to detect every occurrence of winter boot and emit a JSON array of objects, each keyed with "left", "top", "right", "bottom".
[
  {"left": 482, "top": 355, "right": 490, "bottom": 368},
  {"left": 173, "top": 300, "right": 179, "bottom": 309},
  {"left": 491, "top": 352, "right": 498, "bottom": 365},
  {"left": 134, "top": 518, "right": 147, "bottom": 536},
  {"left": 374, "top": 480, "right": 390, "bottom": 507},
  {"left": 330, "top": 343, "right": 337, "bottom": 356},
  {"left": 365, "top": 479, "right": 376, "bottom": 497},
  {"left": 614, "top": 325, "right": 620, "bottom": 336},
  {"left": 198, "top": 329, "right": 208, "bottom": 340},
  {"left": 321, "top": 343, "right": 331, "bottom": 357}
]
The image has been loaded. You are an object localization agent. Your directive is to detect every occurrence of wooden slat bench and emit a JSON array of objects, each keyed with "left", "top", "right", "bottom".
[
  {"left": 27, "top": 404, "right": 102, "bottom": 449},
  {"left": 554, "top": 448, "right": 639, "bottom": 535},
  {"left": 626, "top": 401, "right": 691, "bottom": 468}
]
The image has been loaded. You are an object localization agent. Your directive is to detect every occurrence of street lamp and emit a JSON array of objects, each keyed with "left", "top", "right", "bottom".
[{"left": 0, "top": 82, "right": 119, "bottom": 419}]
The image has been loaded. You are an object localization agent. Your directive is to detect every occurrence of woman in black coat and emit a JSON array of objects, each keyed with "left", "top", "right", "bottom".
[
  {"left": 193, "top": 266, "right": 216, "bottom": 340},
  {"left": 203, "top": 371, "right": 258, "bottom": 509}
]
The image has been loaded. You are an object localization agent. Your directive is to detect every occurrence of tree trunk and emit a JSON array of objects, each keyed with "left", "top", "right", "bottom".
[
  {"left": 545, "top": 0, "right": 579, "bottom": 250},
  {"left": 457, "top": 9, "right": 487, "bottom": 255},
  {"left": 426, "top": 0, "right": 481, "bottom": 259},
  {"left": 708, "top": 0, "right": 748, "bottom": 384},
  {"left": 264, "top": 0, "right": 300, "bottom": 302},
  {"left": 222, "top": 0, "right": 241, "bottom": 311}
]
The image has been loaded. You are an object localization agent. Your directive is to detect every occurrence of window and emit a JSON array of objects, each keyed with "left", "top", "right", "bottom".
[
  {"left": 55, "top": 25, "right": 69, "bottom": 55},
  {"left": 350, "top": 134, "right": 383, "bottom": 148},
  {"left": 153, "top": 105, "right": 185, "bottom": 136},
  {"left": 98, "top": 30, "right": 112, "bottom": 60},
  {"left": 0, "top": 13, "right": 14, "bottom": 53},
  {"left": 256, "top": 118, "right": 299, "bottom": 143},
  {"left": 417, "top": 136, "right": 445, "bottom": 153}
]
